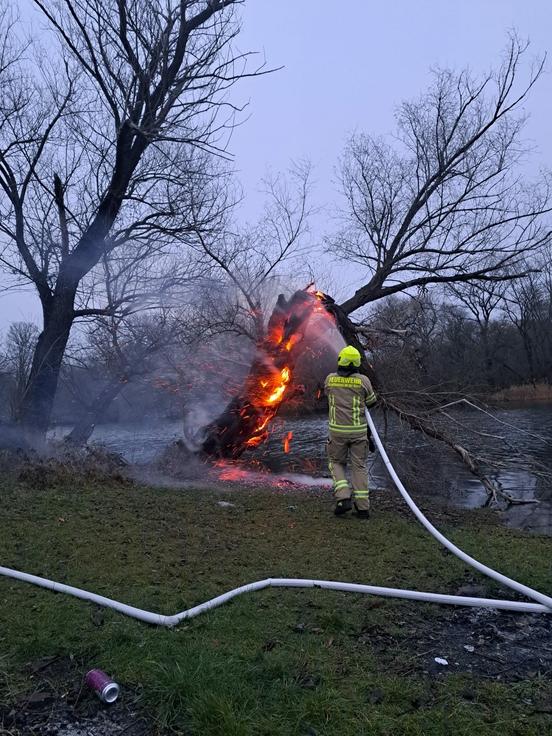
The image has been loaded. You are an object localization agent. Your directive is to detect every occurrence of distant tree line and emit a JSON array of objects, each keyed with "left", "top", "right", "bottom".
[{"left": 364, "top": 257, "right": 552, "bottom": 405}]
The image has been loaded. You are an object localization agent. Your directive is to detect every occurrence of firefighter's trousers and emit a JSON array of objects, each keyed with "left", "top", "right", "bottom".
[{"left": 327, "top": 432, "right": 370, "bottom": 511}]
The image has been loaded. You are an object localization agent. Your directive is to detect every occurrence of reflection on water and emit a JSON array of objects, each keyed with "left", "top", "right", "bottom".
[{"left": 50, "top": 405, "right": 552, "bottom": 534}]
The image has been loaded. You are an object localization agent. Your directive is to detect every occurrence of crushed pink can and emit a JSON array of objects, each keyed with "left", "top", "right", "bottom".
[{"left": 85, "top": 669, "right": 120, "bottom": 704}]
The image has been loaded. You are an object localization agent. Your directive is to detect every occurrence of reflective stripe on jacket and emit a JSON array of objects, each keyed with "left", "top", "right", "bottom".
[{"left": 324, "top": 372, "right": 377, "bottom": 435}]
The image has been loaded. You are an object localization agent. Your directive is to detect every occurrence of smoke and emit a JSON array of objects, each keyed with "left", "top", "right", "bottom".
[
  {"left": 183, "top": 399, "right": 224, "bottom": 451},
  {"left": 0, "top": 424, "right": 29, "bottom": 450},
  {"left": 280, "top": 473, "right": 333, "bottom": 487},
  {"left": 181, "top": 333, "right": 256, "bottom": 450},
  {"left": 0, "top": 280, "right": 343, "bottom": 474},
  {"left": 303, "top": 314, "right": 345, "bottom": 354}
]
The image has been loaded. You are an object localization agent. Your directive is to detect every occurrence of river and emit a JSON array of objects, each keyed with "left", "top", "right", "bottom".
[{"left": 50, "top": 405, "right": 552, "bottom": 534}]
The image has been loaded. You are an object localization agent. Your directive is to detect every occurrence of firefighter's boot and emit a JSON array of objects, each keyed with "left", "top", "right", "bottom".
[{"left": 335, "top": 497, "right": 353, "bottom": 516}]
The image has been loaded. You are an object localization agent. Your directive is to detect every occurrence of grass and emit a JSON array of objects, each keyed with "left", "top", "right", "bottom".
[{"left": 0, "top": 476, "right": 551, "bottom": 735}]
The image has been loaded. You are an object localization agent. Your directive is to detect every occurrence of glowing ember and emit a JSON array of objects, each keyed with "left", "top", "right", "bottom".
[
  {"left": 285, "top": 334, "right": 301, "bottom": 352},
  {"left": 218, "top": 465, "right": 251, "bottom": 482},
  {"left": 257, "top": 415, "right": 272, "bottom": 431},
  {"left": 245, "top": 434, "right": 266, "bottom": 448},
  {"left": 283, "top": 431, "right": 293, "bottom": 453}
]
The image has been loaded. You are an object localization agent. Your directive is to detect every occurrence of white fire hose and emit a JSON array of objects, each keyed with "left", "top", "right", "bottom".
[{"left": 0, "top": 410, "right": 551, "bottom": 626}]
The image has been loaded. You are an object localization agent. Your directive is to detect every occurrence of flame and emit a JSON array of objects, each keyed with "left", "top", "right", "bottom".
[
  {"left": 265, "top": 367, "right": 291, "bottom": 404},
  {"left": 285, "top": 334, "right": 301, "bottom": 352},
  {"left": 244, "top": 366, "right": 292, "bottom": 447},
  {"left": 283, "top": 431, "right": 293, "bottom": 453},
  {"left": 257, "top": 415, "right": 272, "bottom": 432},
  {"left": 227, "top": 287, "right": 335, "bottom": 453},
  {"left": 270, "top": 326, "right": 284, "bottom": 345}
]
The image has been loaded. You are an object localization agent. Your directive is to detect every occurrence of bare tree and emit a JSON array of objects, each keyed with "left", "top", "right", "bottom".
[
  {"left": 2, "top": 321, "right": 39, "bottom": 420},
  {"left": 63, "top": 309, "right": 188, "bottom": 445},
  {"left": 447, "top": 277, "right": 509, "bottom": 387},
  {"left": 0, "top": 0, "right": 253, "bottom": 439},
  {"left": 502, "top": 254, "right": 552, "bottom": 384},
  {"left": 317, "top": 35, "right": 552, "bottom": 504},
  {"left": 60, "top": 239, "right": 209, "bottom": 444},
  {"left": 330, "top": 36, "right": 551, "bottom": 316},
  {"left": 191, "top": 162, "right": 313, "bottom": 343}
]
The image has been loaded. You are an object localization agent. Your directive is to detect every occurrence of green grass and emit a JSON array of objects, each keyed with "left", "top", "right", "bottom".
[{"left": 0, "top": 477, "right": 551, "bottom": 735}]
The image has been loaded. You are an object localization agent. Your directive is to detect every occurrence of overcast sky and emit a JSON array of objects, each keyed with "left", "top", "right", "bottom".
[{"left": 1, "top": 0, "right": 551, "bottom": 328}]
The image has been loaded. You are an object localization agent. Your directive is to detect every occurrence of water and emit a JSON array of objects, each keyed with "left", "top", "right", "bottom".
[
  {"left": 49, "top": 420, "right": 185, "bottom": 463},
  {"left": 51, "top": 405, "right": 552, "bottom": 534},
  {"left": 263, "top": 406, "right": 552, "bottom": 534}
]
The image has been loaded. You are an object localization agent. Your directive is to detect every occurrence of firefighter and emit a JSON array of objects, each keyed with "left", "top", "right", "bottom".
[{"left": 324, "top": 345, "right": 377, "bottom": 518}]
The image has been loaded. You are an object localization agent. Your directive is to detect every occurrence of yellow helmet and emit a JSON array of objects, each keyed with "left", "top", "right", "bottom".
[{"left": 337, "top": 345, "right": 361, "bottom": 368}]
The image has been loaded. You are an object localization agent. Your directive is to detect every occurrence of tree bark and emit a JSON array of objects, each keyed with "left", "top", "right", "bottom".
[
  {"left": 19, "top": 288, "right": 76, "bottom": 440},
  {"left": 338, "top": 279, "right": 381, "bottom": 317}
]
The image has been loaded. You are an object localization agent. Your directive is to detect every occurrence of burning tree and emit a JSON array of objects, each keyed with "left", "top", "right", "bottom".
[{"left": 201, "top": 289, "right": 337, "bottom": 458}]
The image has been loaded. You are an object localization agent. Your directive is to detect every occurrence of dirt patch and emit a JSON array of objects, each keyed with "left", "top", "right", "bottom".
[
  {"left": 359, "top": 602, "right": 552, "bottom": 681},
  {"left": 0, "top": 656, "right": 155, "bottom": 736}
]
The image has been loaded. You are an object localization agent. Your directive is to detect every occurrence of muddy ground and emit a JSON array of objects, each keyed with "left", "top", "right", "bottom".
[
  {"left": 0, "top": 655, "right": 153, "bottom": 735},
  {"left": 359, "top": 603, "right": 552, "bottom": 682}
]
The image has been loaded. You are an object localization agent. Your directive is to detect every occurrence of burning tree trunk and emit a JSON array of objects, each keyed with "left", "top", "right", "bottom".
[{"left": 201, "top": 289, "right": 330, "bottom": 458}]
